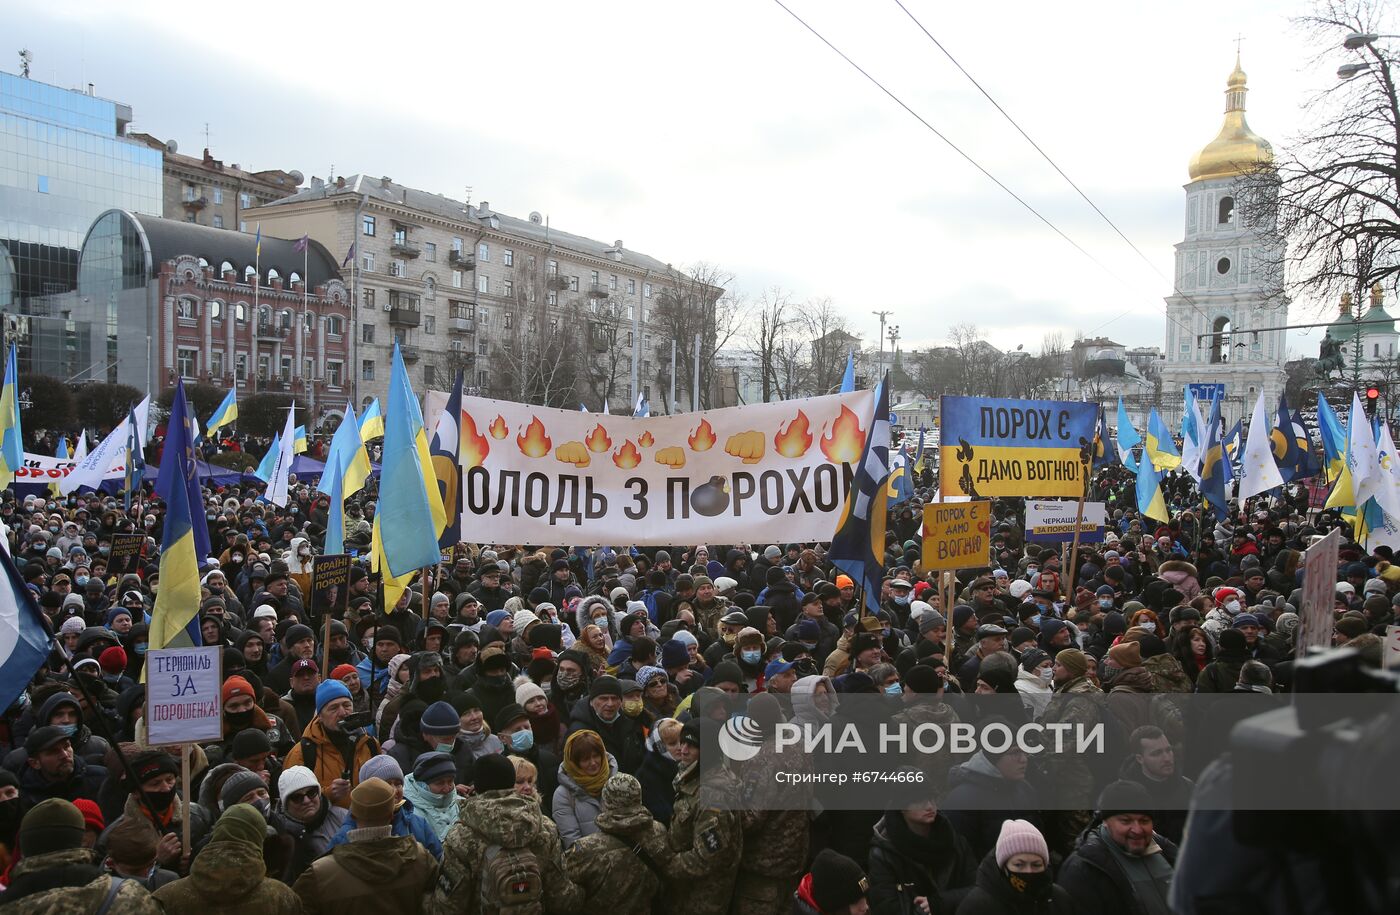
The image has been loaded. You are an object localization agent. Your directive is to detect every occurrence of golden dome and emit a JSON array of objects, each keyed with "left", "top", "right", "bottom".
[{"left": 1188, "top": 55, "right": 1273, "bottom": 181}]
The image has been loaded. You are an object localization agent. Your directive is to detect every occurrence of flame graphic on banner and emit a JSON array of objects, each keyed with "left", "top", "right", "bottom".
[
  {"left": 585, "top": 424, "right": 612, "bottom": 453},
  {"left": 655, "top": 445, "right": 686, "bottom": 468},
  {"left": 613, "top": 440, "right": 642, "bottom": 469},
  {"left": 774, "top": 410, "right": 813, "bottom": 458},
  {"left": 555, "top": 441, "right": 590, "bottom": 467},
  {"left": 461, "top": 414, "right": 491, "bottom": 469},
  {"left": 688, "top": 419, "right": 717, "bottom": 451},
  {"left": 516, "top": 417, "right": 552, "bottom": 458},
  {"left": 820, "top": 406, "right": 866, "bottom": 463},
  {"left": 489, "top": 416, "right": 509, "bottom": 440},
  {"left": 639, "top": 430, "right": 655, "bottom": 448}
]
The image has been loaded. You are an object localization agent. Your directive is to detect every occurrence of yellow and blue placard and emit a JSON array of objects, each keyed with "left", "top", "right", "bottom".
[{"left": 938, "top": 396, "right": 1098, "bottom": 499}]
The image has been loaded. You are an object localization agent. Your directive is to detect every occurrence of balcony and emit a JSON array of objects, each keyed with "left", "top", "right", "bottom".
[
  {"left": 547, "top": 274, "right": 570, "bottom": 291},
  {"left": 182, "top": 195, "right": 208, "bottom": 210},
  {"left": 400, "top": 345, "right": 420, "bottom": 362},
  {"left": 448, "top": 316, "right": 475, "bottom": 334},
  {"left": 390, "top": 239, "right": 421, "bottom": 258},
  {"left": 589, "top": 284, "right": 610, "bottom": 299},
  {"left": 255, "top": 322, "right": 289, "bottom": 340},
  {"left": 449, "top": 250, "right": 475, "bottom": 270},
  {"left": 389, "top": 307, "right": 421, "bottom": 326}
]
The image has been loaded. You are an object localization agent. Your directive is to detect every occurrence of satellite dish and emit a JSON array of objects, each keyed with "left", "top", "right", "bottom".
[
  {"left": 529, "top": 212, "right": 543, "bottom": 225},
  {"left": 166, "top": 140, "right": 178, "bottom": 154},
  {"left": 288, "top": 170, "right": 304, "bottom": 185}
]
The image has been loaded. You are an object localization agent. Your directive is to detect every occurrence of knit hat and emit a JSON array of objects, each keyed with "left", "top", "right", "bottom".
[
  {"left": 1055, "top": 648, "right": 1088, "bottom": 679},
  {"left": 486, "top": 609, "right": 511, "bottom": 628},
  {"left": 412, "top": 751, "right": 457, "bottom": 785},
  {"left": 474, "top": 753, "right": 517, "bottom": 793},
  {"left": 419, "top": 700, "right": 460, "bottom": 737},
  {"left": 278, "top": 765, "right": 319, "bottom": 800},
  {"left": 330, "top": 663, "right": 357, "bottom": 682},
  {"left": 374, "top": 625, "right": 403, "bottom": 647},
  {"left": 358, "top": 754, "right": 403, "bottom": 784},
  {"left": 1106, "top": 641, "right": 1142, "bottom": 669},
  {"left": 515, "top": 680, "right": 547, "bottom": 708},
  {"left": 219, "top": 769, "right": 267, "bottom": 811},
  {"left": 222, "top": 676, "right": 257, "bottom": 705},
  {"left": 230, "top": 728, "right": 272, "bottom": 761},
  {"left": 97, "top": 645, "right": 128, "bottom": 675},
  {"left": 284, "top": 623, "right": 314, "bottom": 646},
  {"left": 809, "top": 848, "right": 870, "bottom": 911},
  {"left": 19, "top": 798, "right": 86, "bottom": 855},
  {"left": 918, "top": 611, "right": 947, "bottom": 634},
  {"left": 1097, "top": 779, "right": 1155, "bottom": 819},
  {"left": 494, "top": 703, "right": 529, "bottom": 733},
  {"left": 995, "top": 818, "right": 1049, "bottom": 868},
  {"left": 252, "top": 604, "right": 279, "bottom": 621},
  {"left": 59, "top": 616, "right": 85, "bottom": 636},
  {"left": 951, "top": 605, "right": 975, "bottom": 629},
  {"left": 634, "top": 665, "right": 667, "bottom": 689},
  {"left": 1019, "top": 648, "right": 1049, "bottom": 672},
  {"left": 129, "top": 750, "right": 179, "bottom": 786},
  {"left": 660, "top": 640, "right": 690, "bottom": 669},
  {"left": 601, "top": 772, "right": 643, "bottom": 812},
  {"left": 589, "top": 675, "right": 623, "bottom": 699},
  {"left": 903, "top": 664, "right": 942, "bottom": 694},
  {"left": 315, "top": 679, "right": 352, "bottom": 714},
  {"left": 73, "top": 798, "right": 104, "bottom": 835},
  {"left": 350, "top": 778, "right": 396, "bottom": 827}
]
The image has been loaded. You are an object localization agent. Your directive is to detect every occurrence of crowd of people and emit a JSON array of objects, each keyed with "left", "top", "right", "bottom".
[{"left": 0, "top": 443, "right": 1394, "bottom": 914}]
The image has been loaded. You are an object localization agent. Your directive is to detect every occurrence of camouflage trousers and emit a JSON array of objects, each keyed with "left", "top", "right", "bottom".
[{"left": 729, "top": 872, "right": 798, "bottom": 915}]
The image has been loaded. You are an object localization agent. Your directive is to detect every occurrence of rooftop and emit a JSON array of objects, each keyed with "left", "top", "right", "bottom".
[{"left": 122, "top": 211, "right": 341, "bottom": 288}]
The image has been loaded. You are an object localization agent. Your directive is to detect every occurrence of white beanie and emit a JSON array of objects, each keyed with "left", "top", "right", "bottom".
[
  {"left": 713, "top": 577, "right": 738, "bottom": 593},
  {"left": 908, "top": 600, "right": 933, "bottom": 622},
  {"left": 278, "top": 765, "right": 319, "bottom": 801},
  {"left": 513, "top": 609, "right": 540, "bottom": 633},
  {"left": 1008, "top": 580, "right": 1033, "bottom": 600},
  {"left": 515, "top": 679, "right": 546, "bottom": 707},
  {"left": 253, "top": 604, "right": 279, "bottom": 621}
]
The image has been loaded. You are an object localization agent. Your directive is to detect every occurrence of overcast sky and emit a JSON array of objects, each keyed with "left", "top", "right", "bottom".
[{"left": 12, "top": 0, "right": 1358, "bottom": 357}]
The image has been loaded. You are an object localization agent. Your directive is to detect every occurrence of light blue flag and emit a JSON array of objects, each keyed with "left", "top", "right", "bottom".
[
  {"left": 840, "top": 352, "right": 855, "bottom": 393},
  {"left": 1115, "top": 398, "right": 1140, "bottom": 472},
  {"left": 1199, "top": 396, "right": 1228, "bottom": 517},
  {"left": 0, "top": 546, "right": 54, "bottom": 711},
  {"left": 634, "top": 393, "right": 649, "bottom": 418},
  {"left": 378, "top": 343, "right": 442, "bottom": 576},
  {"left": 254, "top": 436, "right": 280, "bottom": 483}
]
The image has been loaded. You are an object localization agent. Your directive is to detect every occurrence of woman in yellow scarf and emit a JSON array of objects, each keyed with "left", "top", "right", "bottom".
[{"left": 553, "top": 729, "right": 613, "bottom": 847}]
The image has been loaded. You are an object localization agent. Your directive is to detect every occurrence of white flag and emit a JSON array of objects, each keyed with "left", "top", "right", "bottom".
[
  {"left": 1238, "top": 391, "right": 1284, "bottom": 499},
  {"left": 59, "top": 396, "right": 150, "bottom": 494},
  {"left": 262, "top": 405, "right": 298, "bottom": 507},
  {"left": 1348, "top": 391, "right": 1383, "bottom": 512}
]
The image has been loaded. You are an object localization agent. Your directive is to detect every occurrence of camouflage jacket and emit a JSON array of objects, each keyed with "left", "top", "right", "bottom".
[
  {"left": 427, "top": 789, "right": 583, "bottom": 915},
  {"left": 735, "top": 744, "right": 810, "bottom": 879},
  {"left": 1039, "top": 675, "right": 1104, "bottom": 807},
  {"left": 666, "top": 765, "right": 744, "bottom": 915},
  {"left": 4, "top": 872, "right": 163, "bottom": 915},
  {"left": 563, "top": 806, "right": 672, "bottom": 915},
  {"left": 891, "top": 697, "right": 962, "bottom": 797},
  {"left": 151, "top": 836, "right": 302, "bottom": 914}
]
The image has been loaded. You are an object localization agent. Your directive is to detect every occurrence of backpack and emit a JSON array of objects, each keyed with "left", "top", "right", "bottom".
[
  {"left": 479, "top": 842, "right": 544, "bottom": 915},
  {"left": 299, "top": 733, "right": 379, "bottom": 778},
  {"left": 639, "top": 589, "right": 661, "bottom": 622}
]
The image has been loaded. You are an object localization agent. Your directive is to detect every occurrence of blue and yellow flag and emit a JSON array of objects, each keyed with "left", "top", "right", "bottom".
[
  {"left": 1222, "top": 420, "right": 1242, "bottom": 484},
  {"left": 148, "top": 450, "right": 202, "bottom": 649},
  {"left": 1271, "top": 393, "right": 1303, "bottom": 483},
  {"left": 206, "top": 388, "right": 238, "bottom": 436},
  {"left": 891, "top": 442, "right": 915, "bottom": 504},
  {"left": 1115, "top": 398, "right": 1140, "bottom": 473},
  {"left": 912, "top": 427, "right": 928, "bottom": 475},
  {"left": 1199, "top": 396, "right": 1228, "bottom": 517},
  {"left": 0, "top": 545, "right": 54, "bottom": 711},
  {"left": 254, "top": 223, "right": 262, "bottom": 260},
  {"left": 359, "top": 398, "right": 385, "bottom": 441},
  {"left": 1316, "top": 393, "right": 1347, "bottom": 483},
  {"left": 293, "top": 425, "right": 308, "bottom": 455},
  {"left": 429, "top": 371, "right": 465, "bottom": 548},
  {"left": 1135, "top": 441, "right": 1170, "bottom": 523},
  {"left": 829, "top": 376, "right": 891, "bottom": 617},
  {"left": 48, "top": 436, "right": 68, "bottom": 500},
  {"left": 839, "top": 353, "right": 855, "bottom": 394},
  {"left": 319, "top": 401, "right": 371, "bottom": 556},
  {"left": 1145, "top": 408, "right": 1182, "bottom": 471},
  {"left": 154, "top": 380, "right": 211, "bottom": 561},
  {"left": 0, "top": 344, "right": 22, "bottom": 489},
  {"left": 376, "top": 343, "right": 443, "bottom": 577},
  {"left": 1092, "top": 407, "right": 1116, "bottom": 473}
]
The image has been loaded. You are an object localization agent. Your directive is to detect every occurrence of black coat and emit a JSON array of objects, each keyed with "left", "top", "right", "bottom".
[
  {"left": 867, "top": 812, "right": 977, "bottom": 915},
  {"left": 567, "top": 697, "right": 647, "bottom": 775},
  {"left": 636, "top": 746, "right": 678, "bottom": 825},
  {"left": 956, "top": 852, "right": 1076, "bottom": 915},
  {"left": 1056, "top": 828, "right": 1178, "bottom": 915},
  {"left": 940, "top": 754, "right": 1045, "bottom": 862}
]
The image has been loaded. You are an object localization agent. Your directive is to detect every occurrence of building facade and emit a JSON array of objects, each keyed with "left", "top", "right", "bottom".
[
  {"left": 249, "top": 175, "right": 706, "bottom": 411},
  {"left": 1159, "top": 56, "right": 1286, "bottom": 426},
  {"left": 128, "top": 133, "right": 301, "bottom": 231},
  {"left": 71, "top": 210, "right": 348, "bottom": 419},
  {"left": 1323, "top": 284, "right": 1399, "bottom": 380},
  {"left": 0, "top": 69, "right": 162, "bottom": 381}
]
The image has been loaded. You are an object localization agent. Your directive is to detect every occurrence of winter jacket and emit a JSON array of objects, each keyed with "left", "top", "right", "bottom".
[
  {"left": 403, "top": 772, "right": 460, "bottom": 842},
  {"left": 293, "top": 830, "right": 438, "bottom": 915},
  {"left": 637, "top": 744, "right": 679, "bottom": 825},
  {"left": 867, "top": 811, "right": 978, "bottom": 915},
  {"left": 281, "top": 717, "right": 379, "bottom": 808},
  {"left": 17, "top": 753, "right": 107, "bottom": 812},
  {"left": 551, "top": 753, "right": 617, "bottom": 848},
  {"left": 567, "top": 699, "right": 646, "bottom": 774},
  {"left": 326, "top": 798, "right": 443, "bottom": 860},
  {"left": 941, "top": 752, "right": 1046, "bottom": 861},
  {"left": 955, "top": 851, "right": 1077, "bottom": 915},
  {"left": 1156, "top": 560, "right": 1200, "bottom": 601},
  {"left": 1056, "top": 825, "right": 1179, "bottom": 915},
  {"left": 1, "top": 847, "right": 104, "bottom": 904},
  {"left": 562, "top": 795, "right": 671, "bottom": 915},
  {"left": 152, "top": 832, "right": 302, "bottom": 914},
  {"left": 3, "top": 871, "right": 162, "bottom": 914},
  {"left": 270, "top": 800, "right": 348, "bottom": 883},
  {"left": 665, "top": 765, "right": 743, "bottom": 915},
  {"left": 1013, "top": 667, "right": 1053, "bottom": 719}
]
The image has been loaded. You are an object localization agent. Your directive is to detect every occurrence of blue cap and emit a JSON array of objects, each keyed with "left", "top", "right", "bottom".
[
  {"left": 1232, "top": 613, "right": 1261, "bottom": 628},
  {"left": 764, "top": 658, "right": 795, "bottom": 679},
  {"left": 315, "top": 679, "right": 352, "bottom": 714}
]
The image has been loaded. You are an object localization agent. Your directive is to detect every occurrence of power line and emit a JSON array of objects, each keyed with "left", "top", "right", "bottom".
[
  {"left": 766, "top": 0, "right": 1196, "bottom": 341},
  {"left": 889, "top": 0, "right": 1222, "bottom": 330}
]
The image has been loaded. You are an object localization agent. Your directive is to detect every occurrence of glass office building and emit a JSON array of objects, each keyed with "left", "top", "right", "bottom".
[{"left": 0, "top": 70, "right": 161, "bottom": 382}]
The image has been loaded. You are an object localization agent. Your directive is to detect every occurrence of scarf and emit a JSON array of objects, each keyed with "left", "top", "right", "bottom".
[
  {"left": 562, "top": 732, "right": 611, "bottom": 797},
  {"left": 528, "top": 704, "right": 562, "bottom": 746}
]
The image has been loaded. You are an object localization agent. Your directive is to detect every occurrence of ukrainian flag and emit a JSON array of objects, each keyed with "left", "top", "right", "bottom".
[
  {"left": 1135, "top": 443, "right": 1170, "bottom": 523},
  {"left": 376, "top": 343, "right": 443, "bottom": 577},
  {"left": 48, "top": 437, "right": 67, "bottom": 499},
  {"left": 1115, "top": 398, "right": 1140, "bottom": 473},
  {"left": 154, "top": 380, "right": 211, "bottom": 560},
  {"left": 1316, "top": 393, "right": 1347, "bottom": 483},
  {"left": 0, "top": 345, "right": 22, "bottom": 489},
  {"left": 148, "top": 429, "right": 202, "bottom": 649},
  {"left": 828, "top": 376, "right": 891, "bottom": 617},
  {"left": 1145, "top": 408, "right": 1182, "bottom": 471},
  {"left": 359, "top": 398, "right": 385, "bottom": 441},
  {"left": 293, "top": 425, "right": 308, "bottom": 455},
  {"left": 1199, "top": 396, "right": 1228, "bottom": 517},
  {"left": 319, "top": 401, "right": 372, "bottom": 556},
  {"left": 429, "top": 371, "right": 464, "bottom": 547},
  {"left": 206, "top": 388, "right": 238, "bottom": 436},
  {"left": 1091, "top": 407, "right": 1116, "bottom": 473}
]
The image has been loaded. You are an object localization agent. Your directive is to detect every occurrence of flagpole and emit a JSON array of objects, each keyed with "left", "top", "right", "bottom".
[{"left": 1062, "top": 406, "right": 1096, "bottom": 606}]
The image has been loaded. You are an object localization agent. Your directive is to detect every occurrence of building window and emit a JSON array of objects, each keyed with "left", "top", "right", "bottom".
[
  {"left": 627, "top": 331, "right": 635, "bottom": 346},
  {"left": 212, "top": 215, "right": 224, "bottom": 228},
  {"left": 548, "top": 291, "right": 558, "bottom": 307},
  {"left": 175, "top": 299, "right": 197, "bottom": 320},
  {"left": 478, "top": 275, "right": 489, "bottom": 294},
  {"left": 304, "top": 357, "right": 314, "bottom": 379},
  {"left": 362, "top": 324, "right": 376, "bottom": 344},
  {"left": 425, "top": 315, "right": 436, "bottom": 334},
  {"left": 547, "top": 259, "right": 558, "bottom": 275},
  {"left": 505, "top": 312, "right": 514, "bottom": 330},
  {"left": 1218, "top": 196, "right": 1235, "bottom": 224},
  {"left": 363, "top": 215, "right": 376, "bottom": 236},
  {"left": 478, "top": 307, "right": 490, "bottom": 325},
  {"left": 184, "top": 182, "right": 198, "bottom": 201},
  {"left": 210, "top": 352, "right": 224, "bottom": 379},
  {"left": 234, "top": 303, "right": 248, "bottom": 322},
  {"left": 1216, "top": 257, "right": 1231, "bottom": 275},
  {"left": 362, "top": 360, "right": 375, "bottom": 380},
  {"left": 363, "top": 289, "right": 375, "bottom": 310},
  {"left": 362, "top": 253, "right": 375, "bottom": 272},
  {"left": 502, "top": 278, "right": 513, "bottom": 298},
  {"left": 392, "top": 227, "right": 407, "bottom": 246},
  {"left": 186, "top": 213, "right": 196, "bottom": 223},
  {"left": 628, "top": 279, "right": 636, "bottom": 294},
  {"left": 450, "top": 301, "right": 471, "bottom": 320},
  {"left": 452, "top": 270, "right": 463, "bottom": 288},
  {"left": 327, "top": 315, "right": 344, "bottom": 336},
  {"left": 209, "top": 301, "right": 223, "bottom": 321},
  {"left": 610, "top": 274, "right": 618, "bottom": 291},
  {"left": 327, "top": 361, "right": 342, "bottom": 386},
  {"left": 213, "top": 188, "right": 223, "bottom": 205},
  {"left": 528, "top": 255, "right": 537, "bottom": 270},
  {"left": 568, "top": 276, "right": 579, "bottom": 292},
  {"left": 177, "top": 348, "right": 198, "bottom": 379},
  {"left": 590, "top": 270, "right": 599, "bottom": 286},
  {"left": 425, "top": 277, "right": 436, "bottom": 299},
  {"left": 504, "top": 249, "right": 514, "bottom": 267},
  {"left": 235, "top": 354, "right": 248, "bottom": 380},
  {"left": 451, "top": 237, "right": 463, "bottom": 253},
  {"left": 477, "top": 370, "right": 489, "bottom": 388},
  {"left": 390, "top": 259, "right": 405, "bottom": 277},
  {"left": 477, "top": 342, "right": 488, "bottom": 355},
  {"left": 425, "top": 242, "right": 437, "bottom": 262},
  {"left": 240, "top": 220, "right": 248, "bottom": 233},
  {"left": 644, "top": 282, "right": 652, "bottom": 297},
  {"left": 304, "top": 312, "right": 315, "bottom": 333},
  {"left": 478, "top": 243, "right": 490, "bottom": 262},
  {"left": 239, "top": 193, "right": 252, "bottom": 209}
]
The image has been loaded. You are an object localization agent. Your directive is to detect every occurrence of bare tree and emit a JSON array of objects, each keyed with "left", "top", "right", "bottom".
[
  {"left": 577, "top": 296, "right": 632, "bottom": 412},
  {"left": 488, "top": 258, "right": 581, "bottom": 407},
  {"left": 650, "top": 262, "right": 738, "bottom": 410},
  {"left": 745, "top": 287, "right": 796, "bottom": 403},
  {"left": 1238, "top": 0, "right": 1400, "bottom": 311},
  {"left": 800, "top": 297, "right": 857, "bottom": 396}
]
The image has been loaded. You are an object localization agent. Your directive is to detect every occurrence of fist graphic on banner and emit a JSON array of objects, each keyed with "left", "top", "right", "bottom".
[{"left": 725, "top": 431, "right": 765, "bottom": 465}]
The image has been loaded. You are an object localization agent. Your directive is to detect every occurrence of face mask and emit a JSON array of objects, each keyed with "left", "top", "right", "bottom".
[
  {"left": 1140, "top": 621, "right": 1157, "bottom": 633},
  {"left": 134, "top": 643, "right": 148, "bottom": 655},
  {"left": 596, "top": 708, "right": 620, "bottom": 724},
  {"left": 298, "top": 550, "right": 310, "bottom": 558},
  {"left": 75, "top": 576, "right": 88, "bottom": 587},
  {"left": 55, "top": 723, "right": 78, "bottom": 738},
  {"left": 251, "top": 797, "right": 272, "bottom": 818},
  {"left": 592, "top": 616, "right": 608, "bottom": 629},
  {"left": 48, "top": 526, "right": 60, "bottom": 534},
  {"left": 892, "top": 594, "right": 910, "bottom": 606},
  {"left": 884, "top": 683, "right": 903, "bottom": 696},
  {"left": 623, "top": 699, "right": 644, "bottom": 717},
  {"left": 232, "top": 554, "right": 244, "bottom": 563},
  {"left": 98, "top": 547, "right": 110, "bottom": 557},
  {"left": 1006, "top": 869, "right": 1053, "bottom": 898},
  {"left": 510, "top": 729, "right": 534, "bottom": 751},
  {"left": 721, "top": 632, "right": 737, "bottom": 646},
  {"left": 740, "top": 649, "right": 761, "bottom": 665},
  {"left": 1099, "top": 599, "right": 1113, "bottom": 610},
  {"left": 1026, "top": 566, "right": 1038, "bottom": 575},
  {"left": 1225, "top": 600, "right": 1241, "bottom": 614},
  {"left": 800, "top": 641, "right": 817, "bottom": 652},
  {"left": 147, "top": 788, "right": 177, "bottom": 811},
  {"left": 225, "top": 708, "right": 253, "bottom": 729},
  {"left": 206, "top": 514, "right": 217, "bottom": 522},
  {"left": 1040, "top": 667, "right": 1054, "bottom": 681},
  {"left": 415, "top": 678, "right": 445, "bottom": 702},
  {"left": 1053, "top": 601, "right": 1066, "bottom": 612}
]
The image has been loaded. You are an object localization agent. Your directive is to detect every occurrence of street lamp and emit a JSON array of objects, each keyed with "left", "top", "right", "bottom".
[
  {"left": 1338, "top": 61, "right": 1372, "bottom": 79},
  {"left": 1344, "top": 32, "right": 1400, "bottom": 50}
]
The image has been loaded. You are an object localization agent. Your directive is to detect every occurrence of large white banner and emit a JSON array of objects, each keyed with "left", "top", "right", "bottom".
[{"left": 458, "top": 391, "right": 875, "bottom": 546}]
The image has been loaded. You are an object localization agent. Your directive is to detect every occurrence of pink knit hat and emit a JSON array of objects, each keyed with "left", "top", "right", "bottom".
[{"left": 995, "top": 819, "right": 1049, "bottom": 868}]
